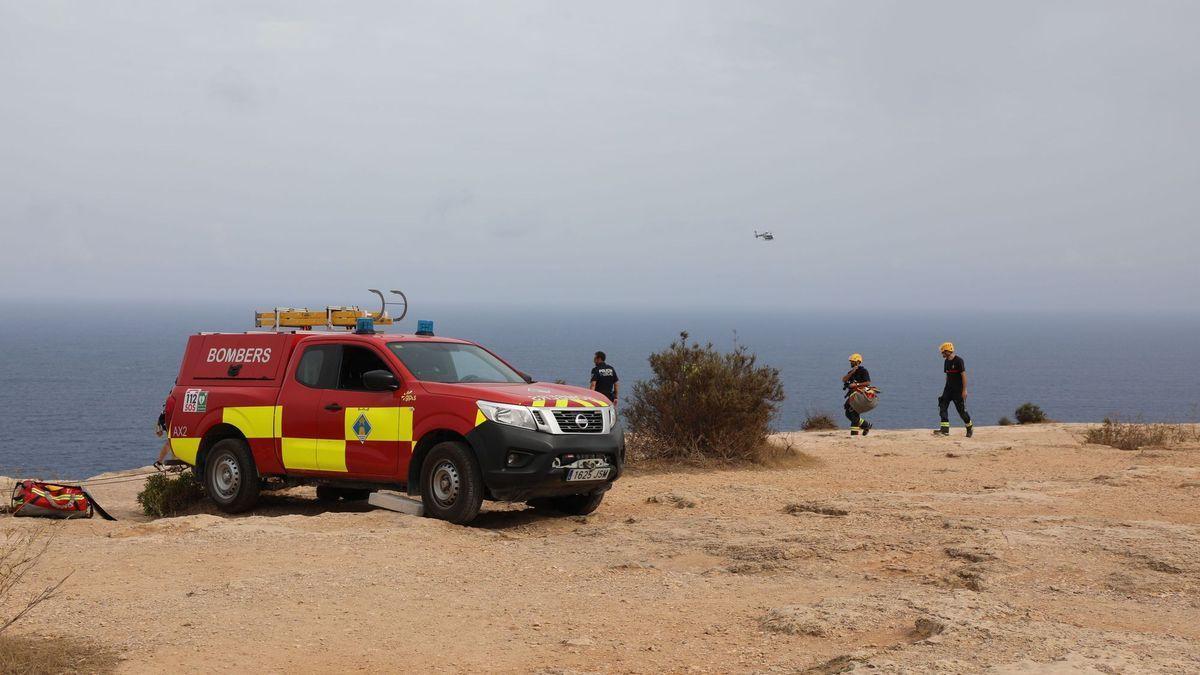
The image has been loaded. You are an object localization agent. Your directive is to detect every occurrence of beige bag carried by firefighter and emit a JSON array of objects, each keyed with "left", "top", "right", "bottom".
[{"left": 848, "top": 387, "right": 880, "bottom": 413}]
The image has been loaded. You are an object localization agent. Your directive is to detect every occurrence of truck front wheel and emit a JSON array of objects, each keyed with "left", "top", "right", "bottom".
[
  {"left": 205, "top": 438, "right": 260, "bottom": 513},
  {"left": 420, "top": 441, "right": 483, "bottom": 524}
]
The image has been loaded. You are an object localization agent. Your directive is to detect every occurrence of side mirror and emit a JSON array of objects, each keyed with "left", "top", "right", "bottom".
[{"left": 363, "top": 369, "right": 400, "bottom": 391}]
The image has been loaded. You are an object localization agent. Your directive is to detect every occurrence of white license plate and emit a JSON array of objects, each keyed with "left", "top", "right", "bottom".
[{"left": 566, "top": 467, "right": 612, "bottom": 482}]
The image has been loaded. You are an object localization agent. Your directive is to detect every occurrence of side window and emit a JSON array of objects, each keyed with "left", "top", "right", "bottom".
[
  {"left": 338, "top": 346, "right": 393, "bottom": 391},
  {"left": 295, "top": 345, "right": 341, "bottom": 389}
]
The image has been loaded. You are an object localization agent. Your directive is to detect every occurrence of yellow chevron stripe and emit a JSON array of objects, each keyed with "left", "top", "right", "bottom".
[
  {"left": 222, "top": 406, "right": 277, "bottom": 439},
  {"left": 170, "top": 437, "right": 201, "bottom": 464}
]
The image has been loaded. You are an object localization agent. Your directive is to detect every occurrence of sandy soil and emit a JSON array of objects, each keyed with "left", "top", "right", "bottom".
[{"left": 4, "top": 424, "right": 1199, "bottom": 673}]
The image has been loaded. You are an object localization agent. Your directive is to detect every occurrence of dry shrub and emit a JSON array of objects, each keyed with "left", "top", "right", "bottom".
[
  {"left": 1083, "top": 418, "right": 1199, "bottom": 451},
  {"left": 0, "top": 517, "right": 116, "bottom": 672},
  {"left": 136, "top": 470, "right": 204, "bottom": 518},
  {"left": 1, "top": 526, "right": 71, "bottom": 636},
  {"left": 997, "top": 416, "right": 1013, "bottom": 426},
  {"left": 801, "top": 411, "right": 839, "bottom": 431},
  {"left": 625, "top": 332, "right": 785, "bottom": 462}
]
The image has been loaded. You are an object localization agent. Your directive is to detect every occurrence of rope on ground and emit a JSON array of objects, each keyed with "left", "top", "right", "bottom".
[{"left": 7, "top": 463, "right": 186, "bottom": 488}]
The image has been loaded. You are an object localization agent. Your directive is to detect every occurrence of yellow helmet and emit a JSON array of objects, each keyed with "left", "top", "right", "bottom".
[
  {"left": 939, "top": 342, "right": 955, "bottom": 353},
  {"left": 848, "top": 353, "right": 863, "bottom": 363}
]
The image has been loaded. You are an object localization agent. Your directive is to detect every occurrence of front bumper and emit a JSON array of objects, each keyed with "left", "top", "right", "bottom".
[{"left": 465, "top": 421, "right": 625, "bottom": 502}]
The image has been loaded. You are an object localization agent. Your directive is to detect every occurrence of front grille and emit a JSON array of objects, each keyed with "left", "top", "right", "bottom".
[{"left": 552, "top": 409, "right": 604, "bottom": 433}]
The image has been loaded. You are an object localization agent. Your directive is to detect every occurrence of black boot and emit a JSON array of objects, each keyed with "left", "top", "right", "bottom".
[{"left": 861, "top": 421, "right": 872, "bottom": 436}]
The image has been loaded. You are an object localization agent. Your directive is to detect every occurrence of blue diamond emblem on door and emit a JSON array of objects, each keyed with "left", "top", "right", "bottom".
[{"left": 353, "top": 413, "right": 372, "bottom": 443}]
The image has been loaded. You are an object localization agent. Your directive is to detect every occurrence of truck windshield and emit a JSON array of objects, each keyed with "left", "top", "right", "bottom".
[{"left": 387, "top": 342, "right": 526, "bottom": 384}]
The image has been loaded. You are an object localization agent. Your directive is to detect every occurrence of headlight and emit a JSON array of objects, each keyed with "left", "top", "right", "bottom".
[
  {"left": 605, "top": 405, "right": 618, "bottom": 427},
  {"left": 477, "top": 401, "right": 537, "bottom": 431}
]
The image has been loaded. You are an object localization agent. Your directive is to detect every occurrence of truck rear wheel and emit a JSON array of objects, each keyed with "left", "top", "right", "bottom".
[
  {"left": 205, "top": 438, "right": 260, "bottom": 513},
  {"left": 420, "top": 441, "right": 483, "bottom": 524},
  {"left": 528, "top": 492, "right": 605, "bottom": 516}
]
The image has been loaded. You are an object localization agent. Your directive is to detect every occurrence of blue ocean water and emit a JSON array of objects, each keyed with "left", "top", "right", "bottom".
[{"left": 1, "top": 302, "right": 1197, "bottom": 477}]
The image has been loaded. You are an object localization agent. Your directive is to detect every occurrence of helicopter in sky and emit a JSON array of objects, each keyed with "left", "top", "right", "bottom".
[{"left": 754, "top": 230, "right": 775, "bottom": 241}]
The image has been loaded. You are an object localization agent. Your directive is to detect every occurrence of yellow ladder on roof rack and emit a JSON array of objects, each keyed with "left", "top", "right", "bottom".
[{"left": 254, "top": 289, "right": 407, "bottom": 330}]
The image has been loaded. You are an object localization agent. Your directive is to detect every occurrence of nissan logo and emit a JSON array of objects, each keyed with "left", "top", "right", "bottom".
[{"left": 575, "top": 414, "right": 590, "bottom": 428}]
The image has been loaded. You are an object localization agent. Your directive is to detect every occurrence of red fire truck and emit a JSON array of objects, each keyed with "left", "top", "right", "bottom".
[{"left": 163, "top": 307, "right": 623, "bottom": 524}]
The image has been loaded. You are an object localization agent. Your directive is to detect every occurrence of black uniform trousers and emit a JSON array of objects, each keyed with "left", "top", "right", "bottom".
[{"left": 938, "top": 391, "right": 972, "bottom": 425}]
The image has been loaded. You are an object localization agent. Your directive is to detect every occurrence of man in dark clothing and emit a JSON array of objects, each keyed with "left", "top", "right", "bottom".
[
  {"left": 590, "top": 351, "right": 619, "bottom": 403},
  {"left": 937, "top": 342, "right": 973, "bottom": 437},
  {"left": 842, "top": 353, "right": 873, "bottom": 436}
]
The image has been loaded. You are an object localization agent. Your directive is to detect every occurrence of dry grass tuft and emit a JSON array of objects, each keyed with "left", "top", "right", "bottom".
[
  {"left": 1083, "top": 418, "right": 1199, "bottom": 451},
  {"left": 0, "top": 634, "right": 118, "bottom": 674},
  {"left": 755, "top": 436, "right": 821, "bottom": 469},
  {"left": 784, "top": 502, "right": 849, "bottom": 517},
  {"left": 801, "top": 411, "right": 839, "bottom": 432},
  {"left": 0, "top": 477, "right": 12, "bottom": 515}
]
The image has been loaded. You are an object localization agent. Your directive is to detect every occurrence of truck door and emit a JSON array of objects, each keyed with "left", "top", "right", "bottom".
[
  {"left": 276, "top": 344, "right": 340, "bottom": 473},
  {"left": 317, "top": 344, "right": 409, "bottom": 478}
]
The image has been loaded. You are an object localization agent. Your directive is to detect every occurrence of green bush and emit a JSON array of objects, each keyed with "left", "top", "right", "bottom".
[
  {"left": 1014, "top": 403, "right": 1047, "bottom": 424},
  {"left": 801, "top": 411, "right": 839, "bottom": 431},
  {"left": 997, "top": 416, "right": 1013, "bottom": 426},
  {"left": 625, "top": 332, "right": 785, "bottom": 462},
  {"left": 136, "top": 470, "right": 204, "bottom": 518}
]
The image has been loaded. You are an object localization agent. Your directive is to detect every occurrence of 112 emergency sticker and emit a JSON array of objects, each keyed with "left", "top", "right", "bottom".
[{"left": 182, "top": 388, "right": 209, "bottom": 413}]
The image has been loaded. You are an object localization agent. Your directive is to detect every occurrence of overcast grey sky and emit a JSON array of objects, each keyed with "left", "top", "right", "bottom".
[{"left": 1, "top": 1, "right": 1197, "bottom": 312}]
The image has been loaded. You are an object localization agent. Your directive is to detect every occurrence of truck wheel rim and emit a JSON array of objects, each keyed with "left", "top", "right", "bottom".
[
  {"left": 213, "top": 455, "right": 241, "bottom": 501},
  {"left": 431, "top": 461, "right": 460, "bottom": 507}
]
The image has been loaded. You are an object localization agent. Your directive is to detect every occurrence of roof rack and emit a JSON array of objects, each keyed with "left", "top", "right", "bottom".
[{"left": 254, "top": 289, "right": 407, "bottom": 331}]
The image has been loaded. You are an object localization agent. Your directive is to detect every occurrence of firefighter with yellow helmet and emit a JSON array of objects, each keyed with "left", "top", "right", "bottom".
[
  {"left": 841, "top": 353, "right": 873, "bottom": 436},
  {"left": 937, "top": 342, "right": 973, "bottom": 437}
]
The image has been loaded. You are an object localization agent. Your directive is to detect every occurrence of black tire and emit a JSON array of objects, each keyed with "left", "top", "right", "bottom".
[
  {"left": 529, "top": 492, "right": 605, "bottom": 516},
  {"left": 204, "top": 438, "right": 260, "bottom": 513},
  {"left": 420, "top": 441, "right": 484, "bottom": 524}
]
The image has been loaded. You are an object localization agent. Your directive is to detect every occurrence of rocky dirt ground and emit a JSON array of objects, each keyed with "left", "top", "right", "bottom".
[{"left": 4, "top": 424, "right": 1199, "bottom": 673}]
